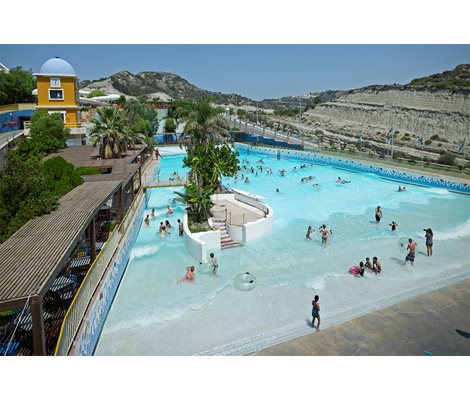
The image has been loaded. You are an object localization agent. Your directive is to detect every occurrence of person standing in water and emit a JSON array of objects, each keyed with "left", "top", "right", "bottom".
[
  {"left": 405, "top": 238, "right": 417, "bottom": 266},
  {"left": 306, "top": 225, "right": 314, "bottom": 240},
  {"left": 210, "top": 253, "right": 219, "bottom": 275},
  {"left": 424, "top": 228, "right": 433, "bottom": 256},
  {"left": 178, "top": 219, "right": 184, "bottom": 236},
  {"left": 389, "top": 221, "right": 398, "bottom": 231},
  {"left": 319, "top": 225, "right": 332, "bottom": 246},
  {"left": 375, "top": 206, "right": 383, "bottom": 223},
  {"left": 311, "top": 295, "right": 321, "bottom": 332}
]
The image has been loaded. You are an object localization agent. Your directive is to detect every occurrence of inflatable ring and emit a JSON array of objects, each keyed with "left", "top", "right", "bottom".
[
  {"left": 398, "top": 237, "right": 409, "bottom": 254},
  {"left": 234, "top": 272, "right": 256, "bottom": 291}
]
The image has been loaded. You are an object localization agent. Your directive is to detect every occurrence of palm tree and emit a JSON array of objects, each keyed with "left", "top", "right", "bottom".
[
  {"left": 90, "top": 107, "right": 130, "bottom": 159},
  {"left": 177, "top": 98, "right": 229, "bottom": 152}
]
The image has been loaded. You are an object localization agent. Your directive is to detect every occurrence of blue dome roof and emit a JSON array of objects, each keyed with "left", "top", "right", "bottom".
[{"left": 39, "top": 57, "right": 76, "bottom": 76}]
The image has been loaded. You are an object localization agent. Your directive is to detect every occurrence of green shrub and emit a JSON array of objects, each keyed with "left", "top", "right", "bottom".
[
  {"left": 75, "top": 166, "right": 101, "bottom": 175},
  {"left": 87, "top": 89, "right": 105, "bottom": 98},
  {"left": 430, "top": 134, "right": 440, "bottom": 140},
  {"left": 164, "top": 117, "right": 176, "bottom": 133},
  {"left": 437, "top": 152, "right": 456, "bottom": 166},
  {"left": 43, "top": 156, "right": 84, "bottom": 196},
  {"left": 408, "top": 159, "right": 416, "bottom": 164},
  {"left": 425, "top": 139, "right": 432, "bottom": 145}
]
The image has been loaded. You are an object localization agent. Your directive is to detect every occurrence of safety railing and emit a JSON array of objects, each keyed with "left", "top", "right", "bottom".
[{"left": 54, "top": 187, "right": 144, "bottom": 356}]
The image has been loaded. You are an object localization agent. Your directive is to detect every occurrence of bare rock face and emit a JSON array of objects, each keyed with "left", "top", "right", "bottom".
[{"left": 307, "top": 87, "right": 469, "bottom": 143}]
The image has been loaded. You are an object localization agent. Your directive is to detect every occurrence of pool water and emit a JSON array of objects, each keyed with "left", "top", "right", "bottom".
[{"left": 95, "top": 148, "right": 470, "bottom": 355}]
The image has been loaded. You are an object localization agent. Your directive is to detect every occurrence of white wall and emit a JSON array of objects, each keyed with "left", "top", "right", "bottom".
[
  {"left": 243, "top": 203, "right": 274, "bottom": 242},
  {"left": 183, "top": 212, "right": 220, "bottom": 263}
]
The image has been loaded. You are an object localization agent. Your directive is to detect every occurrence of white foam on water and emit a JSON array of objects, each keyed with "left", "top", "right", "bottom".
[
  {"left": 433, "top": 218, "right": 470, "bottom": 241},
  {"left": 130, "top": 244, "right": 162, "bottom": 259}
]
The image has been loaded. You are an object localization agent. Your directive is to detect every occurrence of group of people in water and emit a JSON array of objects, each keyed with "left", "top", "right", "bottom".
[
  {"left": 349, "top": 257, "right": 382, "bottom": 277},
  {"left": 306, "top": 224, "right": 333, "bottom": 246},
  {"left": 143, "top": 205, "right": 184, "bottom": 237}
]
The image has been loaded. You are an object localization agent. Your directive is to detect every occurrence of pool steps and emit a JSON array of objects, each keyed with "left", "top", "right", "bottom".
[{"left": 212, "top": 219, "right": 242, "bottom": 250}]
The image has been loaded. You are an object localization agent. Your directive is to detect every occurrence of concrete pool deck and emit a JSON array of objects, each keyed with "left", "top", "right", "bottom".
[{"left": 252, "top": 278, "right": 470, "bottom": 356}]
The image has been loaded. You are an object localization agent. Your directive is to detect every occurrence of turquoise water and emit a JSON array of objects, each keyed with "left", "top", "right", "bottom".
[{"left": 95, "top": 147, "right": 470, "bottom": 355}]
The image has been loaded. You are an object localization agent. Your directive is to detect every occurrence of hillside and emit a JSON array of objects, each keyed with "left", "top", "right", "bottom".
[
  {"left": 408, "top": 64, "right": 470, "bottom": 89},
  {"left": 80, "top": 70, "right": 255, "bottom": 105}
]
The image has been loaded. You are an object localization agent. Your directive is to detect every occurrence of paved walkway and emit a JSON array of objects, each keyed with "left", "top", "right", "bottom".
[
  {"left": 252, "top": 279, "right": 470, "bottom": 356},
  {"left": 212, "top": 199, "right": 265, "bottom": 226}
]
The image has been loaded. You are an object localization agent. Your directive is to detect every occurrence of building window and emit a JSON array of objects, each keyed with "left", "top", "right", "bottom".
[
  {"left": 48, "top": 111, "right": 66, "bottom": 123},
  {"left": 49, "top": 89, "right": 64, "bottom": 100},
  {"left": 50, "top": 77, "right": 61, "bottom": 88}
]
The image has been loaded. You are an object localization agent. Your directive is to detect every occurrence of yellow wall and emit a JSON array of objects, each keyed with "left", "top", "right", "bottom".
[{"left": 36, "top": 76, "right": 80, "bottom": 128}]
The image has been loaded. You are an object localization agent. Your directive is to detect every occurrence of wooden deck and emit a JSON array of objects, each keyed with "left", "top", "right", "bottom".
[{"left": 0, "top": 180, "right": 121, "bottom": 311}]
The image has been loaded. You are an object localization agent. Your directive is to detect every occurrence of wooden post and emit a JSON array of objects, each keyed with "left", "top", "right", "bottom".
[
  {"left": 139, "top": 165, "right": 142, "bottom": 189},
  {"left": 90, "top": 216, "right": 96, "bottom": 264},
  {"left": 130, "top": 178, "right": 135, "bottom": 201},
  {"left": 30, "top": 296, "right": 46, "bottom": 356},
  {"left": 119, "top": 186, "right": 124, "bottom": 222}
]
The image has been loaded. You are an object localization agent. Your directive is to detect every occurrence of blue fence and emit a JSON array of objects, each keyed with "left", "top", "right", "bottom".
[{"left": 235, "top": 143, "right": 470, "bottom": 194}]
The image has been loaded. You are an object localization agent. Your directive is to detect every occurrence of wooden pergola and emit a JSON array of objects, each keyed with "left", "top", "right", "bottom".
[{"left": 0, "top": 180, "right": 122, "bottom": 355}]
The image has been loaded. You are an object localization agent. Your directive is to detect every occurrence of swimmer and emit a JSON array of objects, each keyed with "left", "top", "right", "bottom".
[
  {"left": 375, "top": 206, "right": 382, "bottom": 223},
  {"left": 364, "top": 257, "right": 372, "bottom": 270},
  {"left": 167, "top": 205, "right": 173, "bottom": 215},
  {"left": 178, "top": 219, "right": 184, "bottom": 236},
  {"left": 349, "top": 262, "right": 365, "bottom": 277},
  {"left": 398, "top": 186, "right": 406, "bottom": 192},
  {"left": 151, "top": 208, "right": 156, "bottom": 218},
  {"left": 144, "top": 215, "right": 150, "bottom": 226},
  {"left": 181, "top": 266, "right": 195, "bottom": 282},
  {"left": 245, "top": 177, "right": 250, "bottom": 183},
  {"left": 389, "top": 221, "right": 398, "bottom": 231},
  {"left": 313, "top": 183, "right": 320, "bottom": 188},
  {"left": 311, "top": 295, "right": 321, "bottom": 331},
  {"left": 336, "top": 177, "right": 351, "bottom": 184},
  {"left": 276, "top": 188, "right": 280, "bottom": 193},
  {"left": 372, "top": 257, "right": 382, "bottom": 274},
  {"left": 210, "top": 253, "right": 219, "bottom": 275},
  {"left": 165, "top": 220, "right": 172, "bottom": 230},
  {"left": 159, "top": 222, "right": 164, "bottom": 234},
  {"left": 306, "top": 225, "right": 315, "bottom": 240}
]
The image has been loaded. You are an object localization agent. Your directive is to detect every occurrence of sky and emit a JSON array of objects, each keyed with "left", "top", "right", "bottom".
[{"left": 0, "top": 44, "right": 468, "bottom": 100}]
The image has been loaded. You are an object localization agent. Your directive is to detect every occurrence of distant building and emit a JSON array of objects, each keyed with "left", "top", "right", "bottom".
[
  {"left": 34, "top": 57, "right": 81, "bottom": 129},
  {"left": 0, "top": 62, "right": 9, "bottom": 73}
]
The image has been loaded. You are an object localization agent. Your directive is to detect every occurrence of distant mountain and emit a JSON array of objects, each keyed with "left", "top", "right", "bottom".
[
  {"left": 79, "top": 64, "right": 470, "bottom": 111},
  {"left": 80, "top": 70, "right": 255, "bottom": 106}
]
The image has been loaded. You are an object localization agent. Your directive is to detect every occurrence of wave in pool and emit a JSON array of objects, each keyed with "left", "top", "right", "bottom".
[{"left": 433, "top": 218, "right": 470, "bottom": 241}]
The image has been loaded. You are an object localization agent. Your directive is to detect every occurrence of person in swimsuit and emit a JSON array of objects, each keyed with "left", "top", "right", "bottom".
[
  {"left": 311, "top": 295, "right": 321, "bottom": 331},
  {"left": 389, "top": 221, "right": 398, "bottom": 231},
  {"left": 319, "top": 224, "right": 331, "bottom": 246},
  {"left": 144, "top": 215, "right": 150, "bottom": 226},
  {"left": 372, "top": 257, "right": 382, "bottom": 273},
  {"left": 166, "top": 205, "right": 173, "bottom": 215},
  {"left": 165, "top": 220, "right": 172, "bottom": 230},
  {"left": 181, "top": 266, "right": 195, "bottom": 282},
  {"left": 306, "top": 225, "right": 314, "bottom": 240},
  {"left": 405, "top": 238, "right": 417, "bottom": 266},
  {"left": 151, "top": 208, "right": 156, "bottom": 218},
  {"left": 210, "top": 253, "right": 219, "bottom": 275},
  {"left": 178, "top": 219, "right": 184, "bottom": 236},
  {"left": 424, "top": 228, "right": 433, "bottom": 256},
  {"left": 375, "top": 206, "right": 382, "bottom": 223},
  {"left": 364, "top": 257, "right": 372, "bottom": 270},
  {"left": 159, "top": 222, "right": 165, "bottom": 235}
]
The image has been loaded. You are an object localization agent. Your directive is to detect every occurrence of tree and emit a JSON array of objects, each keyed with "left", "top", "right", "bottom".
[
  {"left": 164, "top": 117, "right": 176, "bottom": 133},
  {"left": 90, "top": 107, "right": 150, "bottom": 159},
  {"left": 90, "top": 107, "right": 131, "bottom": 159},
  {"left": 133, "top": 118, "right": 151, "bottom": 134},
  {"left": 16, "top": 111, "right": 70, "bottom": 158},
  {"left": 0, "top": 67, "right": 36, "bottom": 106},
  {"left": 175, "top": 98, "right": 239, "bottom": 225},
  {"left": 437, "top": 152, "right": 457, "bottom": 166}
]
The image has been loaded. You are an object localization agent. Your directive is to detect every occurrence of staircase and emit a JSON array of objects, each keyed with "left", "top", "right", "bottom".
[{"left": 211, "top": 219, "right": 242, "bottom": 250}]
